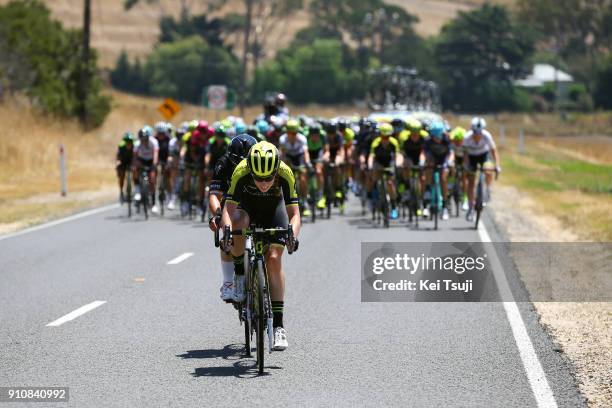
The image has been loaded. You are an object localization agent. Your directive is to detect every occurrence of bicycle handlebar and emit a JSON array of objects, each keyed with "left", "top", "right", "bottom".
[{"left": 221, "top": 224, "right": 297, "bottom": 254}]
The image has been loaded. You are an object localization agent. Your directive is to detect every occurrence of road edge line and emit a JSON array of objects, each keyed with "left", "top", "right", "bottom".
[
  {"left": 478, "top": 221, "right": 558, "bottom": 408},
  {"left": 0, "top": 203, "right": 119, "bottom": 242}
]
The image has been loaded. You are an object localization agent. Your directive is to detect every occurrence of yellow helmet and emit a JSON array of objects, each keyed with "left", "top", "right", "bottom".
[
  {"left": 379, "top": 122, "right": 393, "bottom": 136},
  {"left": 450, "top": 126, "right": 466, "bottom": 142},
  {"left": 248, "top": 141, "right": 280, "bottom": 180}
]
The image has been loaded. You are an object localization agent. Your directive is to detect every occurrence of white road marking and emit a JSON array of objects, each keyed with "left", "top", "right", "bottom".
[
  {"left": 167, "top": 252, "right": 194, "bottom": 265},
  {"left": 0, "top": 204, "right": 120, "bottom": 241},
  {"left": 46, "top": 301, "right": 106, "bottom": 327},
  {"left": 478, "top": 222, "right": 557, "bottom": 408}
]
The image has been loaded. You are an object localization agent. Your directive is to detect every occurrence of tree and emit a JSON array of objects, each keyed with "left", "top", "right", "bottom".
[
  {"left": 144, "top": 36, "right": 240, "bottom": 103},
  {"left": 0, "top": 0, "right": 110, "bottom": 126},
  {"left": 594, "top": 55, "right": 612, "bottom": 109},
  {"left": 434, "top": 4, "right": 534, "bottom": 111},
  {"left": 251, "top": 39, "right": 370, "bottom": 104},
  {"left": 110, "top": 51, "right": 148, "bottom": 94}
]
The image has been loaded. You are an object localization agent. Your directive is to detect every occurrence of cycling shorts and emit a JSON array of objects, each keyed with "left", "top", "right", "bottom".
[{"left": 237, "top": 199, "right": 289, "bottom": 247}]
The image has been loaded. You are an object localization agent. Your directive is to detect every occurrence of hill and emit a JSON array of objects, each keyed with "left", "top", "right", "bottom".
[{"left": 0, "top": 0, "right": 515, "bottom": 68}]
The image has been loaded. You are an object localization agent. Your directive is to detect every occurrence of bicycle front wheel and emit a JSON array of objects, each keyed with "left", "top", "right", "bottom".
[{"left": 254, "top": 261, "right": 265, "bottom": 374}]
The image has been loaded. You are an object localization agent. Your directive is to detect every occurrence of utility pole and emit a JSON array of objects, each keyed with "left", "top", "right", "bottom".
[
  {"left": 80, "top": 0, "right": 91, "bottom": 125},
  {"left": 239, "top": 0, "right": 253, "bottom": 117}
]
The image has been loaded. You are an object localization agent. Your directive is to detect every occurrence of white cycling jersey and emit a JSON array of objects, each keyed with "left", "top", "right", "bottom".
[
  {"left": 279, "top": 133, "right": 308, "bottom": 157},
  {"left": 463, "top": 130, "right": 496, "bottom": 156},
  {"left": 169, "top": 137, "right": 180, "bottom": 156},
  {"left": 134, "top": 137, "right": 159, "bottom": 160}
]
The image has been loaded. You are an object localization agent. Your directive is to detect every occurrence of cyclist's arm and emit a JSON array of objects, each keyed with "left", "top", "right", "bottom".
[
  {"left": 204, "top": 152, "right": 211, "bottom": 168},
  {"left": 221, "top": 200, "right": 236, "bottom": 230},
  {"left": 287, "top": 203, "right": 301, "bottom": 238},
  {"left": 392, "top": 138, "right": 403, "bottom": 167}
]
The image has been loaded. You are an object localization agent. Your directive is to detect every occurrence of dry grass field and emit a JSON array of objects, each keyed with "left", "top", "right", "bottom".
[
  {"left": 0, "top": 0, "right": 516, "bottom": 68},
  {"left": 0, "top": 89, "right": 364, "bottom": 232}
]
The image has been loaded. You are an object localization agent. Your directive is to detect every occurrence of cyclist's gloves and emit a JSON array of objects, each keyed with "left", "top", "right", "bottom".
[{"left": 287, "top": 238, "right": 299, "bottom": 254}]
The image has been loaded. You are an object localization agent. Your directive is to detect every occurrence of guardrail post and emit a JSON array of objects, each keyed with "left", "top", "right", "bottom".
[
  {"left": 518, "top": 129, "right": 525, "bottom": 154},
  {"left": 60, "top": 144, "right": 67, "bottom": 196}
]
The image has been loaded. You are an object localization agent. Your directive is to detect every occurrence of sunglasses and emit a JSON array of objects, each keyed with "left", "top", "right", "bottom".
[{"left": 252, "top": 174, "right": 275, "bottom": 183}]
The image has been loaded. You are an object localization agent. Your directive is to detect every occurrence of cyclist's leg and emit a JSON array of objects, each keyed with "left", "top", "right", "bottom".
[
  {"left": 315, "top": 161, "right": 324, "bottom": 196},
  {"left": 264, "top": 200, "right": 288, "bottom": 330},
  {"left": 299, "top": 168, "right": 308, "bottom": 203},
  {"left": 228, "top": 207, "right": 250, "bottom": 301},
  {"left": 465, "top": 155, "right": 478, "bottom": 208},
  {"left": 117, "top": 164, "right": 125, "bottom": 192}
]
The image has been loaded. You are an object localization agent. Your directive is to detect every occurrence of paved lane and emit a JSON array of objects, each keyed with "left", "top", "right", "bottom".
[{"left": 0, "top": 201, "right": 584, "bottom": 407}]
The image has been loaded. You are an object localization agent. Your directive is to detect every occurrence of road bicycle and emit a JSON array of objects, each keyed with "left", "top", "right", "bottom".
[
  {"left": 306, "top": 164, "right": 318, "bottom": 223},
  {"left": 406, "top": 165, "right": 421, "bottom": 229},
  {"left": 136, "top": 164, "right": 154, "bottom": 220},
  {"left": 449, "top": 163, "right": 464, "bottom": 218},
  {"left": 218, "top": 225, "right": 296, "bottom": 375},
  {"left": 473, "top": 163, "right": 499, "bottom": 229},
  {"left": 124, "top": 167, "right": 133, "bottom": 218},
  {"left": 426, "top": 164, "right": 445, "bottom": 231},
  {"left": 373, "top": 166, "right": 394, "bottom": 228},
  {"left": 157, "top": 162, "right": 168, "bottom": 217}
]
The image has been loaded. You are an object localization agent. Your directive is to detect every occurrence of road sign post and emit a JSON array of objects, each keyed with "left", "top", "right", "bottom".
[{"left": 59, "top": 144, "right": 67, "bottom": 196}]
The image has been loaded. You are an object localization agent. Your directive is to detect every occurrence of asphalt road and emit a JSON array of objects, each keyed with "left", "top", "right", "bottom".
[{"left": 0, "top": 199, "right": 585, "bottom": 407}]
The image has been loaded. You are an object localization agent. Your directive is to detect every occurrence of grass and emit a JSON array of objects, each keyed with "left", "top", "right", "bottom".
[
  {"left": 497, "top": 137, "right": 612, "bottom": 241},
  {"left": 0, "top": 90, "right": 364, "bottom": 233}
]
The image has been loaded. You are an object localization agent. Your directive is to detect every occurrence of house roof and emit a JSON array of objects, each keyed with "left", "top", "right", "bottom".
[{"left": 514, "top": 64, "right": 574, "bottom": 88}]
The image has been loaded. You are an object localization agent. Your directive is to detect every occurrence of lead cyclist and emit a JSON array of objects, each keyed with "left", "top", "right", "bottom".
[{"left": 221, "top": 141, "right": 301, "bottom": 351}]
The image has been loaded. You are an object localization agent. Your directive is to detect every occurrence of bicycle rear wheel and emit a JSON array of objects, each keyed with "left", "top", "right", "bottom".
[
  {"left": 126, "top": 172, "right": 132, "bottom": 218},
  {"left": 141, "top": 175, "right": 149, "bottom": 220}
]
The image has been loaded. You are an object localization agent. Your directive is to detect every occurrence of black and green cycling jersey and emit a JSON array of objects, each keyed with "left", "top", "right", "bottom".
[
  {"left": 207, "top": 136, "right": 231, "bottom": 168},
  {"left": 117, "top": 141, "right": 133, "bottom": 164},
  {"left": 370, "top": 136, "right": 400, "bottom": 167},
  {"left": 226, "top": 159, "right": 299, "bottom": 212}
]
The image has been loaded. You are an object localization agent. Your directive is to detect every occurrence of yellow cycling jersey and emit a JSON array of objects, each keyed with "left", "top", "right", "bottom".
[
  {"left": 182, "top": 131, "right": 192, "bottom": 144},
  {"left": 342, "top": 128, "right": 355, "bottom": 146}
]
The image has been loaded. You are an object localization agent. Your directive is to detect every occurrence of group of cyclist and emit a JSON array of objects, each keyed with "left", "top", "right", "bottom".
[{"left": 115, "top": 102, "right": 501, "bottom": 351}]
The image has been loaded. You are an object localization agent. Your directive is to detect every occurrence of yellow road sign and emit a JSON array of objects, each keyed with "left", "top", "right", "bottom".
[{"left": 158, "top": 98, "right": 181, "bottom": 120}]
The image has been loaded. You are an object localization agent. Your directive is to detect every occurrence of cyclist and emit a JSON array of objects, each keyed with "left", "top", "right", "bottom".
[
  {"left": 449, "top": 126, "right": 468, "bottom": 211},
  {"left": 180, "top": 121, "right": 208, "bottom": 216},
  {"left": 323, "top": 121, "right": 345, "bottom": 206},
  {"left": 338, "top": 118, "right": 355, "bottom": 189},
  {"left": 357, "top": 119, "right": 377, "bottom": 201},
  {"left": 208, "top": 134, "right": 258, "bottom": 302},
  {"left": 400, "top": 118, "right": 428, "bottom": 212},
  {"left": 306, "top": 123, "right": 328, "bottom": 209},
  {"left": 205, "top": 126, "right": 231, "bottom": 178},
  {"left": 153, "top": 122, "right": 172, "bottom": 214},
  {"left": 256, "top": 119, "right": 270, "bottom": 140},
  {"left": 116, "top": 132, "right": 135, "bottom": 204},
  {"left": 463, "top": 117, "right": 501, "bottom": 222},
  {"left": 133, "top": 126, "right": 159, "bottom": 205},
  {"left": 266, "top": 118, "right": 284, "bottom": 147},
  {"left": 279, "top": 119, "right": 312, "bottom": 217},
  {"left": 367, "top": 123, "right": 403, "bottom": 219},
  {"left": 167, "top": 122, "right": 188, "bottom": 210},
  {"left": 246, "top": 125, "right": 265, "bottom": 142},
  {"left": 422, "top": 121, "right": 454, "bottom": 220},
  {"left": 221, "top": 141, "right": 301, "bottom": 350},
  {"left": 275, "top": 93, "right": 289, "bottom": 119}
]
